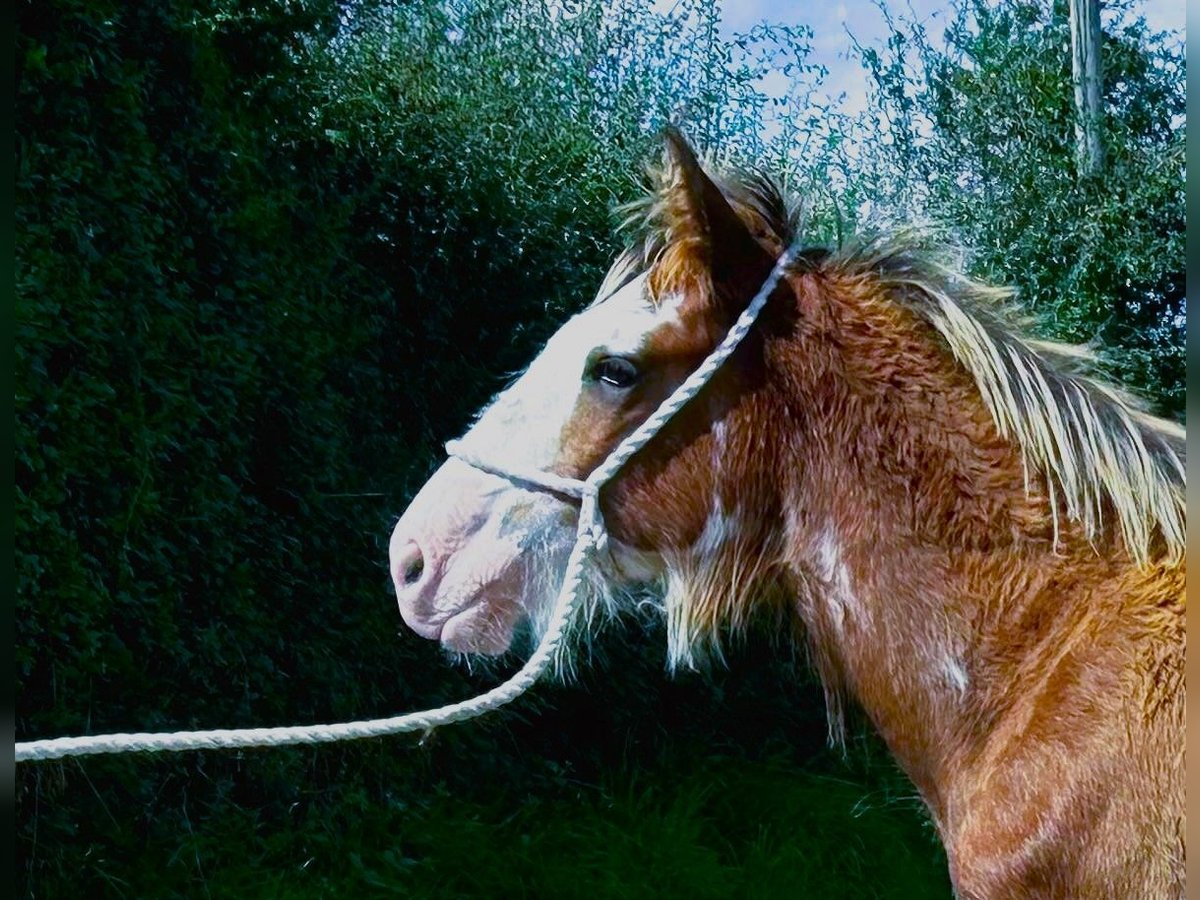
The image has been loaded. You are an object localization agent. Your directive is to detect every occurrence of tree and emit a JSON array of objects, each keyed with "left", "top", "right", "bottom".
[
  {"left": 1069, "top": 0, "right": 1106, "bottom": 176},
  {"left": 856, "top": 0, "right": 1184, "bottom": 417}
]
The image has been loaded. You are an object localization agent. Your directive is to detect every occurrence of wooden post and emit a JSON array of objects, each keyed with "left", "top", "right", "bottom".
[{"left": 1068, "top": 0, "right": 1105, "bottom": 177}]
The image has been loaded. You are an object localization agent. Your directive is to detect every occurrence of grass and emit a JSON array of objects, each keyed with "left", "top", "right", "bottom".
[
  {"left": 39, "top": 751, "right": 950, "bottom": 899},
  {"left": 21, "top": 626, "right": 954, "bottom": 899}
]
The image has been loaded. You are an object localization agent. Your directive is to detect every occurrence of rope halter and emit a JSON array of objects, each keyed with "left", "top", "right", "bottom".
[{"left": 15, "top": 244, "right": 797, "bottom": 763}]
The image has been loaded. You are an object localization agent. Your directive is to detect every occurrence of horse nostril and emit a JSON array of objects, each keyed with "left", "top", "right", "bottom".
[
  {"left": 394, "top": 541, "right": 426, "bottom": 589},
  {"left": 404, "top": 556, "right": 423, "bottom": 585}
]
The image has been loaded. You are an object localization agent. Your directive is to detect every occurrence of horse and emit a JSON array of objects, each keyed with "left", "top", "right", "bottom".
[{"left": 387, "top": 130, "right": 1185, "bottom": 899}]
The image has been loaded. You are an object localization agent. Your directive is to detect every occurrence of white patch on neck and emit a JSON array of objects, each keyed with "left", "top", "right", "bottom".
[
  {"left": 693, "top": 496, "right": 738, "bottom": 556},
  {"left": 940, "top": 656, "right": 969, "bottom": 695},
  {"left": 811, "top": 524, "right": 858, "bottom": 630},
  {"left": 712, "top": 420, "right": 728, "bottom": 456},
  {"left": 606, "top": 538, "right": 664, "bottom": 584},
  {"left": 457, "top": 273, "right": 681, "bottom": 469}
]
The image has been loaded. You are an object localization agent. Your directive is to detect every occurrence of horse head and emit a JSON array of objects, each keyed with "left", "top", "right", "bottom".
[{"left": 388, "top": 130, "right": 787, "bottom": 658}]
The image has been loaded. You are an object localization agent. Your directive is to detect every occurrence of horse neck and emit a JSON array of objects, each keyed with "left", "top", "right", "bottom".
[{"left": 759, "top": 282, "right": 1128, "bottom": 823}]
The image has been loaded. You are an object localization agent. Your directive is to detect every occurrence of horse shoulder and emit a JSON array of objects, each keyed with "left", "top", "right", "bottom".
[{"left": 943, "top": 557, "right": 1184, "bottom": 899}]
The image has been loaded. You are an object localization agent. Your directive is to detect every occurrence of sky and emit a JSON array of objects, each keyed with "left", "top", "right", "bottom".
[{"left": 681, "top": 0, "right": 1185, "bottom": 117}]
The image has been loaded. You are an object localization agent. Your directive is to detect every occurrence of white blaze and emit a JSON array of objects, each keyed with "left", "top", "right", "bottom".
[{"left": 454, "top": 273, "right": 681, "bottom": 470}]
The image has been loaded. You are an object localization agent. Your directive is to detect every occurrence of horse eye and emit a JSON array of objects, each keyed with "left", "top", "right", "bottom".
[{"left": 589, "top": 356, "right": 641, "bottom": 389}]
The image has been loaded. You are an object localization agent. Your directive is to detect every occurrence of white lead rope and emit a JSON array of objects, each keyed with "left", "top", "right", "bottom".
[
  {"left": 16, "top": 492, "right": 603, "bottom": 763},
  {"left": 16, "top": 244, "right": 796, "bottom": 763}
]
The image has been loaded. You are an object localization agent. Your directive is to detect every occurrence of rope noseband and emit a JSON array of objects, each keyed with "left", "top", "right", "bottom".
[{"left": 16, "top": 246, "right": 795, "bottom": 763}]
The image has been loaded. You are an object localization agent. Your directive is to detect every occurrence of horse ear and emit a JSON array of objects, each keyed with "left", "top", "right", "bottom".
[{"left": 658, "top": 128, "right": 775, "bottom": 317}]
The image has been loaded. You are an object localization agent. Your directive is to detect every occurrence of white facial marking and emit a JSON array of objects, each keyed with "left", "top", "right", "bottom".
[
  {"left": 394, "top": 265, "right": 694, "bottom": 656},
  {"left": 456, "top": 273, "right": 681, "bottom": 469},
  {"left": 655, "top": 289, "right": 688, "bottom": 321}
]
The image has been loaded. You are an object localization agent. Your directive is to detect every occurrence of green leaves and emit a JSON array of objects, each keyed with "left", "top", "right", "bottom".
[{"left": 855, "top": 0, "right": 1184, "bottom": 417}]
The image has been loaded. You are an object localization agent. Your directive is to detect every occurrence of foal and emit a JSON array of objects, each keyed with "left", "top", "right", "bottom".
[{"left": 388, "top": 132, "right": 1184, "bottom": 898}]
